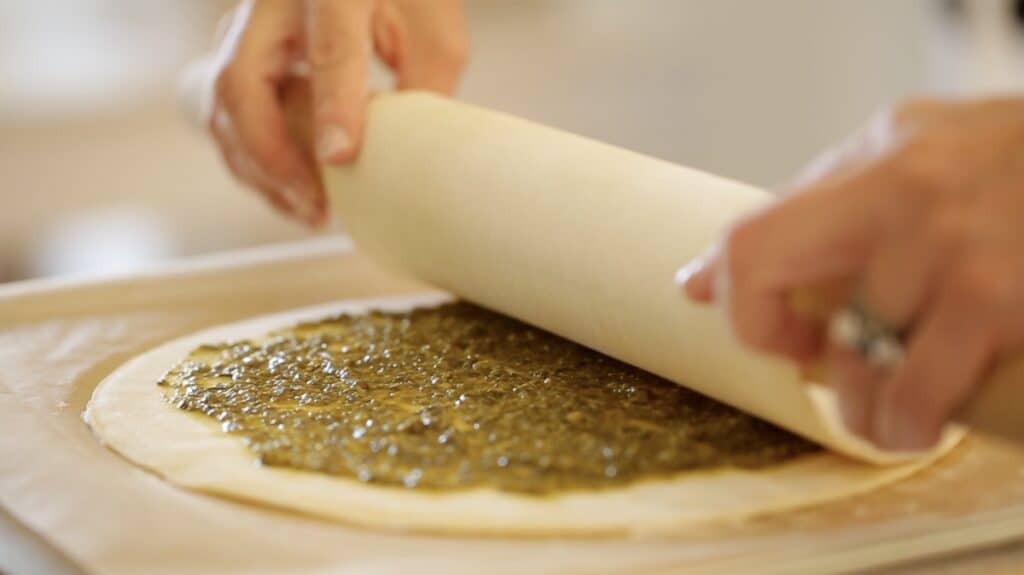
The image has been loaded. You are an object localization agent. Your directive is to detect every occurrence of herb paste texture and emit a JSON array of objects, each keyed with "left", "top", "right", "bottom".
[{"left": 160, "top": 303, "right": 819, "bottom": 494}]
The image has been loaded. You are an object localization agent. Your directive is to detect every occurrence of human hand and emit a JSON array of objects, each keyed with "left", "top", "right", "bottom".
[
  {"left": 207, "top": 0, "right": 467, "bottom": 226},
  {"left": 678, "top": 97, "right": 1024, "bottom": 451}
]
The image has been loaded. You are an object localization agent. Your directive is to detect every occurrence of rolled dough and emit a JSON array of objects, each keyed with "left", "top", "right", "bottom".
[
  {"left": 323, "top": 93, "right": 961, "bottom": 464},
  {"left": 85, "top": 294, "right": 951, "bottom": 536},
  {"left": 86, "top": 93, "right": 961, "bottom": 536}
]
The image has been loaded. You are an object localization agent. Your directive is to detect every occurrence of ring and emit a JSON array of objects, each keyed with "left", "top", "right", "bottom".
[{"left": 828, "top": 299, "right": 907, "bottom": 368}]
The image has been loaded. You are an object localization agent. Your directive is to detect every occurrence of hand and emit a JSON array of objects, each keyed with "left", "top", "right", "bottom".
[
  {"left": 208, "top": 0, "right": 467, "bottom": 226},
  {"left": 678, "top": 97, "right": 1024, "bottom": 451}
]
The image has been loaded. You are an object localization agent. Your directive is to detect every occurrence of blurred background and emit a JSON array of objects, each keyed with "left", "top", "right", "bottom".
[{"left": 1, "top": 0, "right": 1023, "bottom": 283}]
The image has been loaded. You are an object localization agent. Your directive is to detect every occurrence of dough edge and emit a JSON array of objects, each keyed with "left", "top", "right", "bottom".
[{"left": 84, "top": 293, "right": 958, "bottom": 537}]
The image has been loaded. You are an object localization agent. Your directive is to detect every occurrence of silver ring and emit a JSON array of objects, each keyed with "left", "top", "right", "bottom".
[{"left": 828, "top": 299, "right": 906, "bottom": 368}]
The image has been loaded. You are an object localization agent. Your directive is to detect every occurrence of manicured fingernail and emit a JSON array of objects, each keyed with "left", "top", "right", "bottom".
[
  {"left": 674, "top": 258, "right": 705, "bottom": 287},
  {"left": 874, "top": 401, "right": 933, "bottom": 452},
  {"left": 317, "top": 124, "right": 351, "bottom": 162}
]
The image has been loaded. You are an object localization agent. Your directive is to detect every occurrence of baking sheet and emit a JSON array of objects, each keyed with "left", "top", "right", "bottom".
[{"left": 4, "top": 238, "right": 1024, "bottom": 574}]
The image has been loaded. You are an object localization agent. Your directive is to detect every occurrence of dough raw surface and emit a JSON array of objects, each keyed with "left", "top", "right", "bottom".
[
  {"left": 85, "top": 294, "right": 952, "bottom": 536},
  {"left": 87, "top": 94, "right": 962, "bottom": 536},
  {"left": 324, "top": 93, "right": 962, "bottom": 464}
]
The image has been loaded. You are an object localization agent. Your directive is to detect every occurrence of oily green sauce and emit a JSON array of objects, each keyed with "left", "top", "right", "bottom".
[{"left": 159, "top": 302, "right": 819, "bottom": 495}]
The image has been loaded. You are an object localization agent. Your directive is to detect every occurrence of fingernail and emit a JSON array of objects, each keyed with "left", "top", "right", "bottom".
[
  {"left": 281, "top": 187, "right": 319, "bottom": 225},
  {"left": 317, "top": 124, "right": 352, "bottom": 162},
  {"left": 674, "top": 257, "right": 705, "bottom": 287},
  {"left": 874, "top": 401, "right": 934, "bottom": 452},
  {"left": 832, "top": 376, "right": 870, "bottom": 440}
]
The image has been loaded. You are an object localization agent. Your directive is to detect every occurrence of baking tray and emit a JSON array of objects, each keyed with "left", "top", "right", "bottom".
[{"left": 3, "top": 237, "right": 1024, "bottom": 575}]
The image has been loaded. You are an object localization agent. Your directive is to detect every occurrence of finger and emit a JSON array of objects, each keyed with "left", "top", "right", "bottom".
[
  {"left": 676, "top": 248, "right": 719, "bottom": 303},
  {"left": 871, "top": 278, "right": 995, "bottom": 451},
  {"left": 677, "top": 241, "right": 822, "bottom": 359},
  {"left": 219, "top": 138, "right": 294, "bottom": 215},
  {"left": 237, "top": 163, "right": 294, "bottom": 214},
  {"left": 826, "top": 343, "right": 883, "bottom": 440},
  {"left": 211, "top": 108, "right": 306, "bottom": 217},
  {"left": 306, "top": 0, "right": 374, "bottom": 165},
  {"left": 385, "top": 1, "right": 468, "bottom": 93},
  {"left": 718, "top": 163, "right": 905, "bottom": 360},
  {"left": 732, "top": 170, "right": 895, "bottom": 292},
  {"left": 229, "top": 153, "right": 315, "bottom": 220},
  {"left": 679, "top": 245, "right": 825, "bottom": 363},
  {"left": 371, "top": 1, "right": 401, "bottom": 70},
  {"left": 859, "top": 215, "right": 947, "bottom": 329},
  {"left": 218, "top": 69, "right": 325, "bottom": 224},
  {"left": 216, "top": 3, "right": 326, "bottom": 225},
  {"left": 726, "top": 282, "right": 824, "bottom": 362},
  {"left": 211, "top": 107, "right": 269, "bottom": 190}
]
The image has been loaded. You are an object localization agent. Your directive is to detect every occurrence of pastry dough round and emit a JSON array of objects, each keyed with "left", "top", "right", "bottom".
[{"left": 85, "top": 294, "right": 955, "bottom": 536}]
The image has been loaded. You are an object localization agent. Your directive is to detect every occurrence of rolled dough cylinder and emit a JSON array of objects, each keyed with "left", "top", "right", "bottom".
[
  {"left": 324, "top": 93, "right": 959, "bottom": 464},
  {"left": 85, "top": 94, "right": 963, "bottom": 535}
]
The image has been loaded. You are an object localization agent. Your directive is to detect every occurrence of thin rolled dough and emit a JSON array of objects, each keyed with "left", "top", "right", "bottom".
[
  {"left": 85, "top": 294, "right": 952, "bottom": 536},
  {"left": 324, "top": 93, "right": 961, "bottom": 463},
  {"left": 87, "top": 94, "right": 961, "bottom": 536}
]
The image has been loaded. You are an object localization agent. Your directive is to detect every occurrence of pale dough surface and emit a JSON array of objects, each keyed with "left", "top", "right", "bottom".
[
  {"left": 85, "top": 294, "right": 952, "bottom": 536},
  {"left": 325, "top": 93, "right": 961, "bottom": 463},
  {"left": 88, "top": 94, "right": 963, "bottom": 536}
]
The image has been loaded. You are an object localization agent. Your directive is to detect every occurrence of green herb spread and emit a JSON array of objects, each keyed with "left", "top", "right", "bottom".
[{"left": 160, "top": 303, "right": 818, "bottom": 494}]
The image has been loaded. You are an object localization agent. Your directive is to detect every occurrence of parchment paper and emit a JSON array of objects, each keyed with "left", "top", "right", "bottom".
[{"left": 4, "top": 239, "right": 1024, "bottom": 574}]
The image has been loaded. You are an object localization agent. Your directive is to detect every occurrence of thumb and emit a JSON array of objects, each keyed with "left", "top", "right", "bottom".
[{"left": 307, "top": 0, "right": 374, "bottom": 165}]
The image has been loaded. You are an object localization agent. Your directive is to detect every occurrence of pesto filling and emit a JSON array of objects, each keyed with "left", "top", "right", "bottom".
[{"left": 160, "top": 303, "right": 819, "bottom": 495}]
